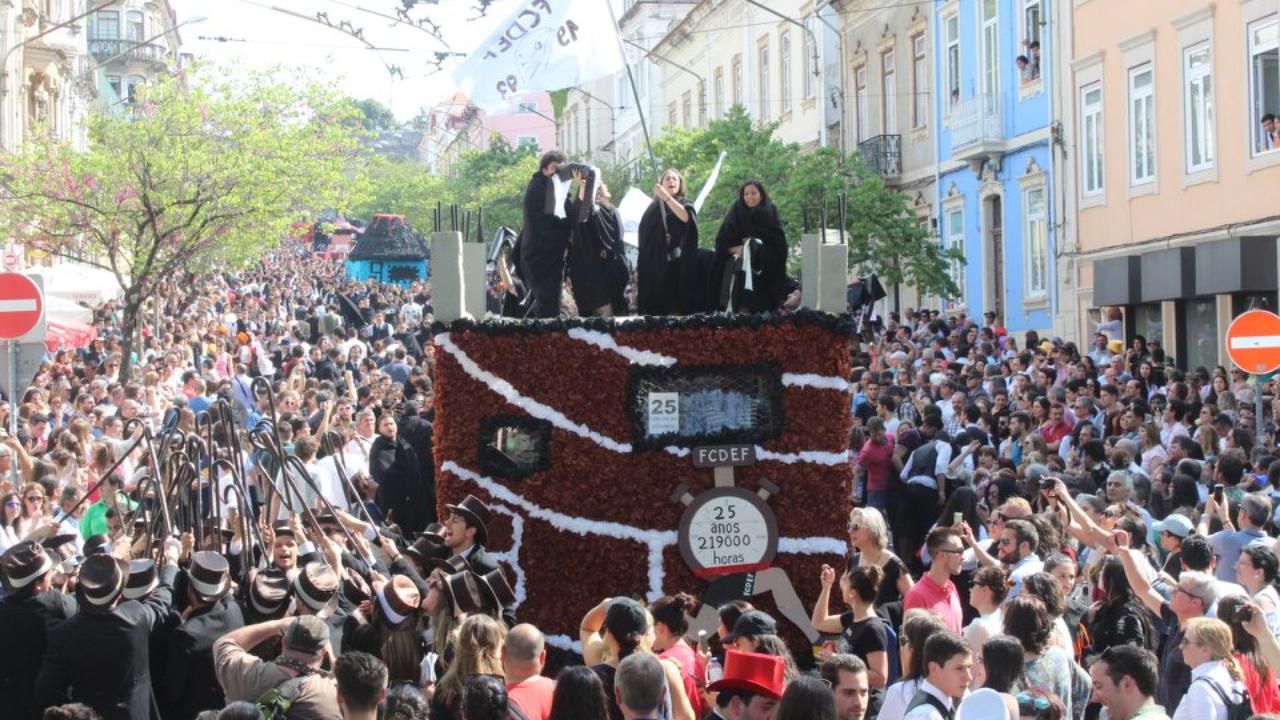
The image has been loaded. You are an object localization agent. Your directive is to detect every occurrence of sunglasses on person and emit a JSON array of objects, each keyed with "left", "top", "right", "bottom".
[
  {"left": 25, "top": 495, "right": 42, "bottom": 503},
  {"left": 1017, "top": 693, "right": 1051, "bottom": 715},
  {"left": 4, "top": 501, "right": 19, "bottom": 509}
]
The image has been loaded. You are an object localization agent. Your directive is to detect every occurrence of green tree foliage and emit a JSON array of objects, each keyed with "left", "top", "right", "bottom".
[
  {"left": 347, "top": 156, "right": 444, "bottom": 234},
  {"left": 354, "top": 97, "right": 397, "bottom": 131},
  {"left": 0, "top": 66, "right": 366, "bottom": 378},
  {"left": 649, "top": 106, "right": 961, "bottom": 298}
]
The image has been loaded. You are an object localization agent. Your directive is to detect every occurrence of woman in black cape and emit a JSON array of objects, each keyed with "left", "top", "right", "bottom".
[
  {"left": 710, "top": 180, "right": 787, "bottom": 313},
  {"left": 567, "top": 174, "right": 630, "bottom": 316},
  {"left": 636, "top": 168, "right": 703, "bottom": 315}
]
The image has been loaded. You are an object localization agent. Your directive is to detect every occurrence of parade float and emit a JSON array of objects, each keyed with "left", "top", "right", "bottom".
[{"left": 429, "top": 221, "right": 856, "bottom": 652}]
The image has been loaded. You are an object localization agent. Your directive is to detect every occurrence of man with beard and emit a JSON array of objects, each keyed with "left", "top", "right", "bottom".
[
  {"left": 995, "top": 519, "right": 1043, "bottom": 598},
  {"left": 821, "top": 654, "right": 870, "bottom": 720},
  {"left": 518, "top": 150, "right": 571, "bottom": 318},
  {"left": 369, "top": 411, "right": 430, "bottom": 536}
]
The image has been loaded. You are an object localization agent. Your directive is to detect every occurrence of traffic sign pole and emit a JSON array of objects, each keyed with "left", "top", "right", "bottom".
[
  {"left": 1225, "top": 310, "right": 1280, "bottom": 448},
  {"left": 7, "top": 340, "right": 15, "bottom": 487}
]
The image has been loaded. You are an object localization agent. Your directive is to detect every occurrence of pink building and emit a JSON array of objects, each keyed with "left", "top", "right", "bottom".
[{"left": 422, "top": 92, "right": 558, "bottom": 175}]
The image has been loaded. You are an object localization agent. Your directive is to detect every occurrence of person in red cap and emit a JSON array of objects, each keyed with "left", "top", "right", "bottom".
[{"left": 707, "top": 649, "right": 786, "bottom": 720}]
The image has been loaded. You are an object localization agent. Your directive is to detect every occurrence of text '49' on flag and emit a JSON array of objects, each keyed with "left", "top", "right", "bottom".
[{"left": 452, "top": 0, "right": 624, "bottom": 111}]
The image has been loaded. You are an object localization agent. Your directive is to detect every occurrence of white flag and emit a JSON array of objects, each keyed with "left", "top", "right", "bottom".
[
  {"left": 693, "top": 151, "right": 728, "bottom": 214},
  {"left": 453, "top": 0, "right": 623, "bottom": 111}
]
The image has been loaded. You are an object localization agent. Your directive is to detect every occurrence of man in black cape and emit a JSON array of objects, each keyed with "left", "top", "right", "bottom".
[{"left": 517, "top": 150, "right": 572, "bottom": 318}]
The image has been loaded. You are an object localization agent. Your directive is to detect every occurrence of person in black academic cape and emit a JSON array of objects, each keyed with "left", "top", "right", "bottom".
[
  {"left": 396, "top": 397, "right": 437, "bottom": 528},
  {"left": 517, "top": 150, "right": 572, "bottom": 318},
  {"left": 567, "top": 175, "right": 629, "bottom": 317},
  {"left": 637, "top": 168, "right": 702, "bottom": 316},
  {"left": 0, "top": 540, "right": 78, "bottom": 720},
  {"left": 161, "top": 551, "right": 245, "bottom": 720},
  {"left": 369, "top": 410, "right": 431, "bottom": 536},
  {"left": 710, "top": 180, "right": 788, "bottom": 313}
]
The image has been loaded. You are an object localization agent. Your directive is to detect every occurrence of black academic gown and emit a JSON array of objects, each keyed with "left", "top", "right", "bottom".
[
  {"left": 517, "top": 171, "right": 572, "bottom": 318},
  {"left": 35, "top": 564, "right": 179, "bottom": 720},
  {"left": 0, "top": 588, "right": 78, "bottom": 720},
  {"left": 398, "top": 415, "right": 438, "bottom": 529},
  {"left": 567, "top": 198, "right": 629, "bottom": 316},
  {"left": 161, "top": 595, "right": 245, "bottom": 720},
  {"left": 370, "top": 434, "right": 432, "bottom": 536},
  {"left": 636, "top": 198, "right": 701, "bottom": 315},
  {"left": 710, "top": 199, "right": 788, "bottom": 313},
  {"left": 463, "top": 545, "right": 516, "bottom": 628}
]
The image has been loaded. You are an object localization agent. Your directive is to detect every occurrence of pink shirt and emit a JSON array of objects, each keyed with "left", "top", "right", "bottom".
[
  {"left": 903, "top": 573, "right": 963, "bottom": 633},
  {"left": 858, "top": 437, "right": 897, "bottom": 492},
  {"left": 507, "top": 676, "right": 556, "bottom": 720}
]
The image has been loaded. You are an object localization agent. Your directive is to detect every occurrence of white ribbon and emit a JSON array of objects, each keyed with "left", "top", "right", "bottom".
[{"left": 742, "top": 238, "right": 756, "bottom": 291}]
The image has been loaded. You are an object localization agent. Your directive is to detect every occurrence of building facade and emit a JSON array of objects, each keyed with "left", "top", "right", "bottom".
[
  {"left": 933, "top": 0, "right": 1062, "bottom": 334},
  {"left": 86, "top": 0, "right": 182, "bottom": 111},
  {"left": 1065, "top": 0, "right": 1280, "bottom": 371},
  {"left": 423, "top": 91, "right": 556, "bottom": 176},
  {"left": 0, "top": 2, "right": 95, "bottom": 152},
  {"left": 841, "top": 0, "right": 938, "bottom": 313}
]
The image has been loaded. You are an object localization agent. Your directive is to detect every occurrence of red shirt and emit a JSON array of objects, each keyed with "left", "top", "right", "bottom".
[
  {"left": 1239, "top": 653, "right": 1280, "bottom": 714},
  {"left": 507, "top": 676, "right": 556, "bottom": 720},
  {"left": 858, "top": 437, "right": 897, "bottom": 492},
  {"left": 1039, "top": 420, "right": 1074, "bottom": 446},
  {"left": 661, "top": 641, "right": 705, "bottom": 718},
  {"left": 903, "top": 573, "right": 963, "bottom": 633}
]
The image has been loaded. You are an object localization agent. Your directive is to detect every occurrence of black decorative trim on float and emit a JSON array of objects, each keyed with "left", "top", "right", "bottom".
[
  {"left": 431, "top": 308, "right": 855, "bottom": 337},
  {"left": 625, "top": 362, "right": 787, "bottom": 451},
  {"left": 478, "top": 414, "right": 552, "bottom": 480}
]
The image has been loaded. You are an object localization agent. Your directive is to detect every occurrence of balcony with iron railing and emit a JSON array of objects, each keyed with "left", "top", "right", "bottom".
[
  {"left": 857, "top": 134, "right": 902, "bottom": 182},
  {"left": 949, "top": 94, "right": 1005, "bottom": 169},
  {"left": 88, "top": 36, "right": 168, "bottom": 67}
]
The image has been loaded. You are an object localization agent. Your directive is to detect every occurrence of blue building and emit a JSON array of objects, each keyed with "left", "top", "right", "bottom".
[
  {"left": 345, "top": 214, "right": 430, "bottom": 287},
  {"left": 934, "top": 0, "right": 1057, "bottom": 333}
]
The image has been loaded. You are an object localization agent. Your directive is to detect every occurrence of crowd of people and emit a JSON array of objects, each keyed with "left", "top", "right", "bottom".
[{"left": 8, "top": 189, "right": 1280, "bottom": 720}]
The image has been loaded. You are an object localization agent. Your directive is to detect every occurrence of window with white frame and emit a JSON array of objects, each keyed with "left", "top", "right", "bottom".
[
  {"left": 1024, "top": 187, "right": 1048, "bottom": 295},
  {"left": 714, "top": 67, "right": 725, "bottom": 117},
  {"left": 980, "top": 0, "right": 999, "bottom": 104},
  {"left": 912, "top": 34, "right": 927, "bottom": 128},
  {"left": 682, "top": 91, "right": 692, "bottom": 129},
  {"left": 1183, "top": 43, "right": 1214, "bottom": 173},
  {"left": 947, "top": 208, "right": 965, "bottom": 301},
  {"left": 803, "top": 18, "right": 816, "bottom": 99},
  {"left": 758, "top": 42, "right": 770, "bottom": 120},
  {"left": 944, "top": 13, "right": 960, "bottom": 109},
  {"left": 1022, "top": 0, "right": 1041, "bottom": 57},
  {"left": 855, "top": 65, "right": 869, "bottom": 143},
  {"left": 96, "top": 10, "right": 119, "bottom": 39},
  {"left": 107, "top": 75, "right": 122, "bottom": 100},
  {"left": 1129, "top": 64, "right": 1156, "bottom": 185},
  {"left": 882, "top": 50, "right": 897, "bottom": 135},
  {"left": 732, "top": 56, "right": 744, "bottom": 107},
  {"left": 781, "top": 30, "right": 793, "bottom": 114},
  {"left": 1080, "top": 84, "right": 1104, "bottom": 196},
  {"left": 127, "top": 10, "right": 144, "bottom": 40},
  {"left": 1249, "top": 16, "right": 1278, "bottom": 155}
]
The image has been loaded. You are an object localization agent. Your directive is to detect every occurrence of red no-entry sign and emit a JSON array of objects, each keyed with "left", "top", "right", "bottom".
[
  {"left": 1226, "top": 309, "right": 1280, "bottom": 375},
  {"left": 0, "top": 272, "right": 44, "bottom": 340}
]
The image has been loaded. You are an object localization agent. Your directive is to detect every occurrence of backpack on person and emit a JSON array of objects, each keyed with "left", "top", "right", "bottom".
[
  {"left": 1196, "top": 675, "right": 1254, "bottom": 720},
  {"left": 258, "top": 675, "right": 308, "bottom": 720}
]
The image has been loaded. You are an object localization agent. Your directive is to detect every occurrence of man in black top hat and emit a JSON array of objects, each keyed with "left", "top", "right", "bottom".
[
  {"left": 0, "top": 541, "right": 77, "bottom": 720},
  {"left": 162, "top": 551, "right": 245, "bottom": 720},
  {"left": 443, "top": 494, "right": 514, "bottom": 627},
  {"left": 35, "top": 537, "right": 181, "bottom": 720}
]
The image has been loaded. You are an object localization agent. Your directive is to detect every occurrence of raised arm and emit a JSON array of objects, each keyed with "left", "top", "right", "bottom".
[
  {"left": 1110, "top": 531, "right": 1164, "bottom": 616},
  {"left": 811, "top": 564, "right": 844, "bottom": 634}
]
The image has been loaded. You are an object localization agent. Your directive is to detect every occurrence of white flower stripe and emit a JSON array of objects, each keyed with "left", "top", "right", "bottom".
[
  {"left": 754, "top": 447, "right": 851, "bottom": 466},
  {"left": 566, "top": 328, "right": 677, "bottom": 366},
  {"left": 487, "top": 503, "right": 526, "bottom": 607},
  {"left": 781, "top": 372, "right": 852, "bottom": 392},
  {"left": 435, "top": 332, "right": 634, "bottom": 454}
]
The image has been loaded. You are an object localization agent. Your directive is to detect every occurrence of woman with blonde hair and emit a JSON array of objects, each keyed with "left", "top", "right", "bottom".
[
  {"left": 1173, "top": 617, "right": 1248, "bottom": 720},
  {"left": 847, "top": 506, "right": 914, "bottom": 605},
  {"left": 430, "top": 614, "right": 505, "bottom": 720}
]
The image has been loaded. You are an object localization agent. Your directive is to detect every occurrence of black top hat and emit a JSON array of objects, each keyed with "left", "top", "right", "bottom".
[
  {"left": 475, "top": 568, "right": 516, "bottom": 615},
  {"left": 1, "top": 541, "right": 55, "bottom": 591},
  {"left": 209, "top": 516, "right": 236, "bottom": 541},
  {"left": 41, "top": 534, "right": 80, "bottom": 561},
  {"left": 247, "top": 567, "right": 291, "bottom": 618},
  {"left": 343, "top": 571, "right": 372, "bottom": 604},
  {"left": 271, "top": 520, "right": 296, "bottom": 538},
  {"left": 188, "top": 551, "right": 231, "bottom": 602},
  {"left": 445, "top": 495, "right": 492, "bottom": 545},
  {"left": 377, "top": 575, "right": 421, "bottom": 628},
  {"left": 293, "top": 561, "right": 338, "bottom": 617},
  {"left": 123, "top": 559, "right": 159, "bottom": 600},
  {"left": 84, "top": 534, "right": 112, "bottom": 556},
  {"left": 405, "top": 536, "right": 450, "bottom": 567},
  {"left": 78, "top": 554, "right": 129, "bottom": 611},
  {"left": 298, "top": 549, "right": 326, "bottom": 567},
  {"left": 418, "top": 522, "right": 446, "bottom": 546},
  {"left": 425, "top": 554, "right": 470, "bottom": 578},
  {"left": 441, "top": 570, "right": 490, "bottom": 616}
]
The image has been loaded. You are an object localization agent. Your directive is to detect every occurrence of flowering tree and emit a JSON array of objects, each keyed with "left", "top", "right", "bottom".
[{"left": 0, "top": 66, "right": 367, "bottom": 377}]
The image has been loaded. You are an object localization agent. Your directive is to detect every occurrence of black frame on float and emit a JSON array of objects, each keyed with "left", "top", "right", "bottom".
[
  {"left": 479, "top": 414, "right": 553, "bottom": 479},
  {"left": 625, "top": 362, "right": 787, "bottom": 451}
]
